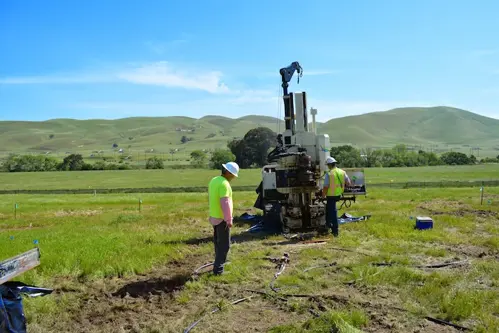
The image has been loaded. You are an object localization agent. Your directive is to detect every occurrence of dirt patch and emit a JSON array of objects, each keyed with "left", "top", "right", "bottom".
[
  {"left": 46, "top": 251, "right": 314, "bottom": 333},
  {"left": 447, "top": 244, "right": 498, "bottom": 259},
  {"left": 34, "top": 258, "right": 479, "bottom": 333},
  {"left": 467, "top": 209, "right": 499, "bottom": 219},
  {"left": 335, "top": 285, "right": 472, "bottom": 333},
  {"left": 411, "top": 319, "right": 466, "bottom": 333},
  {"left": 41, "top": 251, "right": 406, "bottom": 333},
  {"left": 29, "top": 234, "right": 486, "bottom": 333},
  {"left": 0, "top": 225, "right": 45, "bottom": 231},
  {"left": 54, "top": 209, "right": 102, "bottom": 217},
  {"left": 418, "top": 199, "right": 468, "bottom": 209},
  {"left": 46, "top": 252, "right": 212, "bottom": 332},
  {"left": 444, "top": 227, "right": 459, "bottom": 234},
  {"left": 363, "top": 308, "right": 450, "bottom": 333},
  {"left": 417, "top": 200, "right": 499, "bottom": 219},
  {"left": 191, "top": 299, "right": 310, "bottom": 333},
  {"left": 318, "top": 269, "right": 481, "bottom": 333}
]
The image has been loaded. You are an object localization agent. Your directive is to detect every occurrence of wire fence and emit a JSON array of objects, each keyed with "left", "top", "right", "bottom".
[
  {"left": 367, "top": 180, "right": 499, "bottom": 189},
  {"left": 0, "top": 180, "right": 498, "bottom": 195}
]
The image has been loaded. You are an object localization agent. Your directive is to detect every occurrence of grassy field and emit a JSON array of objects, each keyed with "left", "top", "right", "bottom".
[
  {"left": 1, "top": 186, "right": 498, "bottom": 332},
  {"left": 1, "top": 164, "right": 499, "bottom": 191}
]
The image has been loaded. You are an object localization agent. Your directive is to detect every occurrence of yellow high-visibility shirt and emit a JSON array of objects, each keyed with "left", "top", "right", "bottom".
[{"left": 208, "top": 176, "right": 232, "bottom": 219}]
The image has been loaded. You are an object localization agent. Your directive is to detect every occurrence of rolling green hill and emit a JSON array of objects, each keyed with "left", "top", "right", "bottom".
[
  {"left": 0, "top": 115, "right": 284, "bottom": 154},
  {"left": 1, "top": 106, "right": 499, "bottom": 159},
  {"left": 317, "top": 106, "right": 499, "bottom": 147}
]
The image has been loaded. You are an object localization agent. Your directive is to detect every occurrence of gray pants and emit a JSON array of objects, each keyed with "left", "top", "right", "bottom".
[{"left": 213, "top": 221, "right": 230, "bottom": 274}]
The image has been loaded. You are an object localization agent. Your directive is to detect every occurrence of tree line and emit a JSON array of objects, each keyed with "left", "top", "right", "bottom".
[
  {"left": 329, "top": 144, "right": 489, "bottom": 168},
  {"left": 223, "top": 127, "right": 498, "bottom": 168},
  {"left": 0, "top": 149, "right": 238, "bottom": 172},
  {"left": 1, "top": 154, "right": 135, "bottom": 172},
  {"left": 2, "top": 127, "right": 498, "bottom": 172}
]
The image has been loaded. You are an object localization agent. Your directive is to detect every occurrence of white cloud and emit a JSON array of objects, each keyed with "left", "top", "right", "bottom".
[
  {"left": 116, "top": 61, "right": 230, "bottom": 94},
  {"left": 0, "top": 61, "right": 230, "bottom": 94}
]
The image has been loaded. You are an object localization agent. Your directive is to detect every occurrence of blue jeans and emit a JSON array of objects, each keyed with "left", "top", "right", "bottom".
[{"left": 326, "top": 196, "right": 340, "bottom": 236}]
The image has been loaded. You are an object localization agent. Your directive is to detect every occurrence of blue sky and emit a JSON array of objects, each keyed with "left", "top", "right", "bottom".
[{"left": 1, "top": 0, "right": 498, "bottom": 122}]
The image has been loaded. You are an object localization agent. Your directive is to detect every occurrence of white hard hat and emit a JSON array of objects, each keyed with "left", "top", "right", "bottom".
[
  {"left": 325, "top": 156, "right": 337, "bottom": 165},
  {"left": 222, "top": 162, "right": 239, "bottom": 177}
]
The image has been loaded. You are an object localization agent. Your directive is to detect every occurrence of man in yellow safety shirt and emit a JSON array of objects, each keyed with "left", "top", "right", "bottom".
[
  {"left": 208, "top": 161, "right": 239, "bottom": 275},
  {"left": 322, "top": 156, "right": 351, "bottom": 237}
]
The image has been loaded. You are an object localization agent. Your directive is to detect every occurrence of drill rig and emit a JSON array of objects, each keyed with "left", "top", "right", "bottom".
[{"left": 253, "top": 62, "right": 367, "bottom": 233}]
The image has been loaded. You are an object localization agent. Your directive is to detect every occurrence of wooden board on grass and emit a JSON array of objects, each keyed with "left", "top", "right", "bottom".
[{"left": 0, "top": 248, "right": 40, "bottom": 285}]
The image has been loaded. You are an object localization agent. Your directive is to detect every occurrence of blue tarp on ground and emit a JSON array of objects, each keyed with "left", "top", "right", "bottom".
[
  {"left": 239, "top": 212, "right": 370, "bottom": 234},
  {"left": 239, "top": 213, "right": 263, "bottom": 222},
  {"left": 338, "top": 212, "right": 371, "bottom": 224},
  {"left": 0, "top": 282, "right": 52, "bottom": 333}
]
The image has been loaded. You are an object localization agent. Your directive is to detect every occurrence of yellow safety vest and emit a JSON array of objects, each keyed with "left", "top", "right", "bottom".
[{"left": 327, "top": 168, "right": 346, "bottom": 197}]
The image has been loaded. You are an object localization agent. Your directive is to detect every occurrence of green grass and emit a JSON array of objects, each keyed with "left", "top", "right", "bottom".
[
  {"left": 1, "top": 186, "right": 498, "bottom": 332},
  {"left": 2, "top": 107, "right": 499, "bottom": 159},
  {"left": 1, "top": 164, "right": 499, "bottom": 191},
  {"left": 0, "top": 194, "right": 201, "bottom": 281},
  {"left": 269, "top": 309, "right": 369, "bottom": 332}
]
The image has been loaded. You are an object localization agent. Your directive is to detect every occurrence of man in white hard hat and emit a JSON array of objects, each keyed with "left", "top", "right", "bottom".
[
  {"left": 208, "top": 161, "right": 239, "bottom": 275},
  {"left": 322, "top": 156, "right": 351, "bottom": 237}
]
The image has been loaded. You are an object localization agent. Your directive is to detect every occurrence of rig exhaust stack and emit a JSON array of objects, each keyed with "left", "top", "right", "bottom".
[{"left": 254, "top": 61, "right": 367, "bottom": 233}]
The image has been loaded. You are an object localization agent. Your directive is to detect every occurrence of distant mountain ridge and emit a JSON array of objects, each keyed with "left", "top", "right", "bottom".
[{"left": 1, "top": 106, "right": 498, "bottom": 153}]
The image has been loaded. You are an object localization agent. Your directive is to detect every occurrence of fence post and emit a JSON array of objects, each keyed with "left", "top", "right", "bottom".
[{"left": 480, "top": 181, "right": 484, "bottom": 205}]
